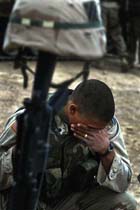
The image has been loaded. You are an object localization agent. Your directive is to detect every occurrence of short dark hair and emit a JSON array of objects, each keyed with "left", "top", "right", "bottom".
[{"left": 71, "top": 79, "right": 115, "bottom": 123}]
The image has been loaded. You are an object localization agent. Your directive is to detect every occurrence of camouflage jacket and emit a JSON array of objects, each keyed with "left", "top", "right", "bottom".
[{"left": 0, "top": 107, "right": 132, "bottom": 208}]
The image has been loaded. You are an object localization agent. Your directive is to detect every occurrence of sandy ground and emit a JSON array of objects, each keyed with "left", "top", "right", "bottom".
[{"left": 0, "top": 58, "right": 140, "bottom": 208}]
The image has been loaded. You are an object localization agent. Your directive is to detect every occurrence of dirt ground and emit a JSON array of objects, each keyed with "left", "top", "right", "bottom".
[{"left": 0, "top": 58, "right": 140, "bottom": 208}]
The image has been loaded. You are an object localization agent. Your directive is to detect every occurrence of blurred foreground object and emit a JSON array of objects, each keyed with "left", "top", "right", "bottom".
[
  {"left": 0, "top": 0, "right": 13, "bottom": 59},
  {"left": 3, "top": 0, "right": 106, "bottom": 59}
]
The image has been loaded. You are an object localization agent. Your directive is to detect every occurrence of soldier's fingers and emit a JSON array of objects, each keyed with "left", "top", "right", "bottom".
[
  {"left": 71, "top": 123, "right": 94, "bottom": 134},
  {"left": 71, "top": 123, "right": 106, "bottom": 134},
  {"left": 73, "top": 132, "right": 95, "bottom": 147},
  {"left": 73, "top": 129, "right": 94, "bottom": 142}
]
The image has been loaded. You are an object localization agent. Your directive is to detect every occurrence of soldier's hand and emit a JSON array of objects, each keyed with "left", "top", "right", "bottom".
[{"left": 71, "top": 123, "right": 110, "bottom": 155}]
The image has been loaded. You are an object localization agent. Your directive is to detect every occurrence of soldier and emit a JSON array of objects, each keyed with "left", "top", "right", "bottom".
[
  {"left": 0, "top": 79, "right": 137, "bottom": 210},
  {"left": 101, "top": 0, "right": 129, "bottom": 72},
  {"left": 128, "top": 0, "right": 140, "bottom": 68}
]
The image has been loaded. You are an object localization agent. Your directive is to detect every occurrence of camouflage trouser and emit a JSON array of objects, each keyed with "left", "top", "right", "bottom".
[
  {"left": 128, "top": 17, "right": 140, "bottom": 65},
  {"left": 0, "top": 186, "right": 137, "bottom": 210},
  {"left": 37, "top": 186, "right": 137, "bottom": 210},
  {"left": 101, "top": 6, "right": 127, "bottom": 57}
]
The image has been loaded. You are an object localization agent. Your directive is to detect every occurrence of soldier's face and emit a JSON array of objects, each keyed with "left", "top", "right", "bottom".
[
  {"left": 71, "top": 111, "right": 106, "bottom": 130},
  {"left": 66, "top": 101, "right": 107, "bottom": 130}
]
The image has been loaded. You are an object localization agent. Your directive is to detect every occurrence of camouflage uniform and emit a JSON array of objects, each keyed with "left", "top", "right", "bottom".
[
  {"left": 101, "top": 0, "right": 127, "bottom": 55},
  {"left": 128, "top": 0, "right": 140, "bottom": 67},
  {"left": 101, "top": 0, "right": 129, "bottom": 72},
  {"left": 0, "top": 107, "right": 137, "bottom": 210}
]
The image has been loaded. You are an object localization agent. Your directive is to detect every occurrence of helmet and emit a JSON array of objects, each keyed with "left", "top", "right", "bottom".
[{"left": 4, "top": 0, "right": 106, "bottom": 59}]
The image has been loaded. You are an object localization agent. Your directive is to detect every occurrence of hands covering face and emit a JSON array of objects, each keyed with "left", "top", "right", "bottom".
[{"left": 71, "top": 123, "right": 110, "bottom": 155}]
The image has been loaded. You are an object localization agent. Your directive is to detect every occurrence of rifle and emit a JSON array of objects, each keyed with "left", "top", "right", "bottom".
[
  {"left": 8, "top": 50, "right": 90, "bottom": 210},
  {"left": 8, "top": 51, "right": 56, "bottom": 210}
]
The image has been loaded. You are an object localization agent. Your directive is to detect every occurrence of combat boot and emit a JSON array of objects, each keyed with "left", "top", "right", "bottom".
[{"left": 120, "top": 56, "right": 129, "bottom": 73}]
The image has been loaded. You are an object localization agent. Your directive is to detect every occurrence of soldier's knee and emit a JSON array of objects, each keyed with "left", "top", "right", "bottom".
[{"left": 112, "top": 192, "right": 137, "bottom": 210}]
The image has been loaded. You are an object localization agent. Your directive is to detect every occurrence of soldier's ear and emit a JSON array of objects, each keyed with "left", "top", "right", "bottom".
[{"left": 68, "top": 103, "right": 78, "bottom": 115}]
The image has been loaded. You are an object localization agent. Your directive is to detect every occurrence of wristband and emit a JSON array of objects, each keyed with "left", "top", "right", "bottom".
[{"left": 100, "top": 142, "right": 114, "bottom": 157}]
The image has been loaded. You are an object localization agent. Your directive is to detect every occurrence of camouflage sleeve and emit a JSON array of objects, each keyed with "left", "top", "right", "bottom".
[
  {"left": 97, "top": 116, "right": 132, "bottom": 193},
  {"left": 0, "top": 121, "right": 16, "bottom": 191}
]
